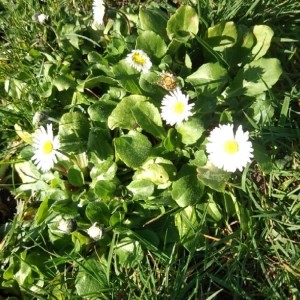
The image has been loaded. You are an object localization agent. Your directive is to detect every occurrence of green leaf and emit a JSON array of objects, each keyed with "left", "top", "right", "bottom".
[
  {"left": 90, "top": 156, "right": 117, "bottom": 183},
  {"left": 88, "top": 100, "right": 116, "bottom": 123},
  {"left": 251, "top": 25, "right": 274, "bottom": 60},
  {"left": 136, "top": 30, "right": 167, "bottom": 59},
  {"left": 198, "top": 195, "right": 222, "bottom": 222},
  {"left": 87, "top": 51, "right": 108, "bottom": 65},
  {"left": 114, "top": 131, "right": 152, "bottom": 169},
  {"left": 163, "top": 128, "right": 182, "bottom": 151},
  {"left": 14, "top": 161, "right": 40, "bottom": 183},
  {"left": 67, "top": 166, "right": 85, "bottom": 187},
  {"left": 113, "top": 60, "right": 142, "bottom": 94},
  {"left": 253, "top": 142, "right": 273, "bottom": 174},
  {"left": 176, "top": 116, "right": 204, "bottom": 145},
  {"left": 75, "top": 257, "right": 109, "bottom": 297},
  {"left": 78, "top": 75, "right": 117, "bottom": 90},
  {"left": 175, "top": 206, "right": 205, "bottom": 251},
  {"left": 133, "top": 157, "right": 176, "bottom": 189},
  {"left": 94, "top": 180, "right": 116, "bottom": 200},
  {"left": 167, "top": 6, "right": 199, "bottom": 42},
  {"left": 139, "top": 72, "right": 165, "bottom": 97},
  {"left": 86, "top": 202, "right": 110, "bottom": 226},
  {"left": 127, "top": 179, "right": 155, "bottom": 199},
  {"left": 248, "top": 94, "right": 275, "bottom": 124},
  {"left": 139, "top": 7, "right": 168, "bottom": 38},
  {"left": 227, "top": 58, "right": 282, "bottom": 97},
  {"left": 110, "top": 211, "right": 125, "bottom": 227},
  {"left": 59, "top": 111, "right": 90, "bottom": 140},
  {"left": 206, "top": 21, "right": 237, "bottom": 52},
  {"left": 51, "top": 200, "right": 78, "bottom": 216},
  {"left": 131, "top": 101, "right": 166, "bottom": 139},
  {"left": 34, "top": 197, "right": 51, "bottom": 225},
  {"left": 186, "top": 62, "right": 228, "bottom": 95},
  {"left": 114, "top": 237, "right": 144, "bottom": 268},
  {"left": 108, "top": 95, "right": 146, "bottom": 130},
  {"left": 53, "top": 74, "right": 75, "bottom": 91},
  {"left": 171, "top": 173, "right": 204, "bottom": 207},
  {"left": 197, "top": 162, "right": 231, "bottom": 192},
  {"left": 88, "top": 128, "right": 114, "bottom": 160}
]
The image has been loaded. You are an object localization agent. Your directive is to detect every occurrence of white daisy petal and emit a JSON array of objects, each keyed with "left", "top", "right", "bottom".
[
  {"left": 93, "top": 0, "right": 105, "bottom": 26},
  {"left": 206, "top": 124, "right": 253, "bottom": 172},
  {"left": 160, "top": 88, "right": 194, "bottom": 126},
  {"left": 125, "top": 49, "right": 152, "bottom": 73},
  {"left": 31, "top": 123, "right": 61, "bottom": 172}
]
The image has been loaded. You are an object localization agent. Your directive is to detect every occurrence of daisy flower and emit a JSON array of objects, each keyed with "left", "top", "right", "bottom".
[
  {"left": 58, "top": 218, "right": 77, "bottom": 234},
  {"left": 87, "top": 223, "right": 103, "bottom": 241},
  {"left": 37, "top": 13, "right": 48, "bottom": 24},
  {"left": 206, "top": 124, "right": 253, "bottom": 172},
  {"left": 31, "top": 124, "right": 60, "bottom": 172},
  {"left": 93, "top": 0, "right": 105, "bottom": 26},
  {"left": 125, "top": 49, "right": 152, "bottom": 73},
  {"left": 160, "top": 88, "right": 194, "bottom": 126}
]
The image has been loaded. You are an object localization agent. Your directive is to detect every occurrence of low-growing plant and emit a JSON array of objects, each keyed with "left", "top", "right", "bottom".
[{"left": 0, "top": 0, "right": 299, "bottom": 299}]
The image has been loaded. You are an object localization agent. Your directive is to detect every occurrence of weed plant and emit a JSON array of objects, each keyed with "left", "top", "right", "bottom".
[{"left": 0, "top": 0, "right": 299, "bottom": 299}]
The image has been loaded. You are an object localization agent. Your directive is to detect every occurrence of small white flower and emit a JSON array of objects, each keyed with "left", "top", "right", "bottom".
[
  {"left": 87, "top": 223, "right": 103, "bottom": 241},
  {"left": 93, "top": 0, "right": 105, "bottom": 26},
  {"left": 58, "top": 219, "right": 77, "bottom": 234},
  {"left": 31, "top": 124, "right": 60, "bottom": 172},
  {"left": 125, "top": 49, "right": 152, "bottom": 73},
  {"left": 160, "top": 88, "right": 194, "bottom": 126},
  {"left": 37, "top": 13, "right": 48, "bottom": 24},
  {"left": 206, "top": 124, "right": 254, "bottom": 172}
]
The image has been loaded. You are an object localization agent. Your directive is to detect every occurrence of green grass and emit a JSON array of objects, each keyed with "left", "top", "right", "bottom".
[{"left": 0, "top": 0, "right": 299, "bottom": 299}]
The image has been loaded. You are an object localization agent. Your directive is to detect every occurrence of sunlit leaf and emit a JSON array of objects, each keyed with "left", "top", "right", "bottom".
[
  {"left": 136, "top": 30, "right": 167, "bottom": 59},
  {"left": 108, "top": 95, "right": 146, "bottom": 130},
  {"left": 251, "top": 25, "right": 274, "bottom": 60},
  {"left": 75, "top": 256, "right": 109, "bottom": 297},
  {"left": 175, "top": 206, "right": 206, "bottom": 251},
  {"left": 114, "top": 237, "right": 144, "bottom": 268},
  {"left": 197, "top": 162, "right": 231, "bottom": 192},
  {"left": 131, "top": 101, "right": 166, "bottom": 139},
  {"left": 114, "top": 131, "right": 152, "bottom": 169},
  {"left": 227, "top": 58, "right": 282, "bottom": 97},
  {"left": 139, "top": 7, "right": 168, "bottom": 38},
  {"left": 172, "top": 172, "right": 204, "bottom": 207},
  {"left": 167, "top": 6, "right": 199, "bottom": 42},
  {"left": 176, "top": 116, "right": 205, "bottom": 145},
  {"left": 186, "top": 62, "right": 228, "bottom": 95},
  {"left": 206, "top": 21, "right": 237, "bottom": 52}
]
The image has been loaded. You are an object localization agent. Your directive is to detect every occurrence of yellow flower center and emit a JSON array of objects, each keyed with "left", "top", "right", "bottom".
[
  {"left": 42, "top": 140, "right": 53, "bottom": 154},
  {"left": 132, "top": 52, "right": 146, "bottom": 65},
  {"left": 174, "top": 101, "right": 185, "bottom": 114},
  {"left": 224, "top": 140, "right": 239, "bottom": 154}
]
